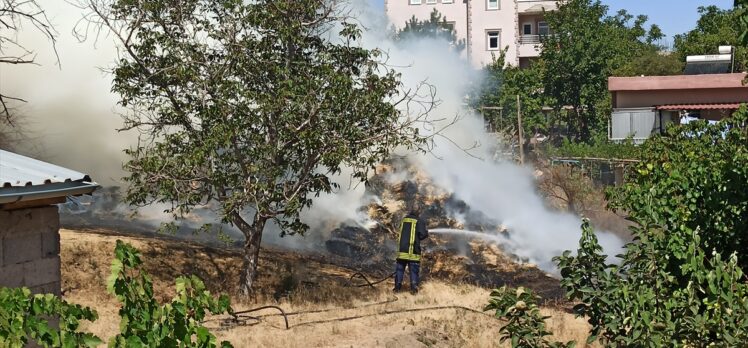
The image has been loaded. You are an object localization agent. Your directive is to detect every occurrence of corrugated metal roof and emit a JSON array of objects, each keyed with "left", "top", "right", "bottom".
[
  {"left": 0, "top": 150, "right": 91, "bottom": 187},
  {"left": 656, "top": 103, "right": 743, "bottom": 110},
  {"left": 0, "top": 150, "right": 99, "bottom": 205}
]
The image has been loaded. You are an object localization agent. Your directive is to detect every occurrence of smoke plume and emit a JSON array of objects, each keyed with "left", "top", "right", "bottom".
[{"left": 2, "top": 0, "right": 625, "bottom": 273}]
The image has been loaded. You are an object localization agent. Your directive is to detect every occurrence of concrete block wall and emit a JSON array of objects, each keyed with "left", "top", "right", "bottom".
[{"left": 0, "top": 206, "right": 61, "bottom": 296}]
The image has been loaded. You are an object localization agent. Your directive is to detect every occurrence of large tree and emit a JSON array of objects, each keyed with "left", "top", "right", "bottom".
[
  {"left": 737, "top": 0, "right": 748, "bottom": 45},
  {"left": 0, "top": 0, "right": 57, "bottom": 149},
  {"left": 77, "top": 0, "right": 437, "bottom": 294},
  {"left": 541, "top": 0, "right": 663, "bottom": 142},
  {"left": 469, "top": 53, "right": 551, "bottom": 142}
]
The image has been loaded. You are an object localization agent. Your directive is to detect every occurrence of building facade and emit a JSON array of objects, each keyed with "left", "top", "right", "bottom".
[{"left": 385, "top": 0, "right": 558, "bottom": 68}]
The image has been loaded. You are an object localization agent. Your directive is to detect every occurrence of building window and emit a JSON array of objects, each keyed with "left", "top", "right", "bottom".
[
  {"left": 442, "top": 0, "right": 454, "bottom": 3},
  {"left": 487, "top": 30, "right": 500, "bottom": 50},
  {"left": 427, "top": 0, "right": 437, "bottom": 3},
  {"left": 487, "top": 0, "right": 499, "bottom": 10},
  {"left": 409, "top": 0, "right": 422, "bottom": 4},
  {"left": 522, "top": 23, "right": 533, "bottom": 35},
  {"left": 538, "top": 21, "right": 549, "bottom": 36}
]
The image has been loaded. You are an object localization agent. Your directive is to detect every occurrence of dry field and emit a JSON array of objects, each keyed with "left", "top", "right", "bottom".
[{"left": 60, "top": 228, "right": 593, "bottom": 347}]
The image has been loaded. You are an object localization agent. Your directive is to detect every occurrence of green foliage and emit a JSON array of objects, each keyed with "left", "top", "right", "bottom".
[
  {"left": 0, "top": 288, "right": 101, "bottom": 348},
  {"left": 500, "top": 62, "right": 550, "bottom": 136},
  {"left": 108, "top": 240, "right": 233, "bottom": 348},
  {"left": 737, "top": 0, "right": 748, "bottom": 46},
  {"left": 546, "top": 136, "right": 640, "bottom": 159},
  {"left": 468, "top": 51, "right": 506, "bottom": 111},
  {"left": 674, "top": 6, "right": 748, "bottom": 71},
  {"left": 469, "top": 53, "right": 551, "bottom": 137},
  {"left": 552, "top": 110, "right": 748, "bottom": 346},
  {"left": 555, "top": 220, "right": 748, "bottom": 346},
  {"left": 609, "top": 107, "right": 748, "bottom": 271},
  {"left": 485, "top": 286, "right": 575, "bottom": 348},
  {"left": 541, "top": 0, "right": 664, "bottom": 141},
  {"left": 613, "top": 50, "right": 684, "bottom": 77},
  {"left": 396, "top": 9, "right": 465, "bottom": 52}
]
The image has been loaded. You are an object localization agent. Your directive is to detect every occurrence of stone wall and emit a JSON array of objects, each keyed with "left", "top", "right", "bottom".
[{"left": 0, "top": 206, "right": 61, "bottom": 296}]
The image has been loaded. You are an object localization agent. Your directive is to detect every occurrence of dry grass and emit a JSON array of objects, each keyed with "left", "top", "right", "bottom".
[{"left": 60, "top": 228, "right": 593, "bottom": 347}]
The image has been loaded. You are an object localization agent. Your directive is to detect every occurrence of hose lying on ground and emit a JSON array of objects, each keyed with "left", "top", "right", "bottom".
[
  {"left": 214, "top": 270, "right": 493, "bottom": 330},
  {"left": 229, "top": 305, "right": 289, "bottom": 330},
  {"left": 291, "top": 305, "right": 498, "bottom": 328},
  {"left": 347, "top": 271, "right": 395, "bottom": 288}
]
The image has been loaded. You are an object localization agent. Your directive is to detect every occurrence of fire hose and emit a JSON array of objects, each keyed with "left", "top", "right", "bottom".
[
  {"left": 347, "top": 271, "right": 395, "bottom": 288},
  {"left": 215, "top": 270, "right": 497, "bottom": 331}
]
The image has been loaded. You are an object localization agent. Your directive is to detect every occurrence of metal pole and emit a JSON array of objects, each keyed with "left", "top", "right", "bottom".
[
  {"left": 517, "top": 94, "right": 525, "bottom": 165},
  {"left": 464, "top": 0, "right": 471, "bottom": 64}
]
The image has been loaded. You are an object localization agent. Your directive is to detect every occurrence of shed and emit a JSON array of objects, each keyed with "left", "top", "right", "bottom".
[
  {"left": 607, "top": 73, "right": 748, "bottom": 142},
  {"left": 0, "top": 150, "right": 98, "bottom": 295}
]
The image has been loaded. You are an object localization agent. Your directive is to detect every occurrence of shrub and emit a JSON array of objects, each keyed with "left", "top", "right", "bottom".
[
  {"left": 485, "top": 286, "right": 574, "bottom": 348},
  {"left": 608, "top": 107, "right": 748, "bottom": 272},
  {"left": 550, "top": 110, "right": 748, "bottom": 346},
  {"left": 496, "top": 111, "right": 748, "bottom": 347},
  {"left": 0, "top": 239, "right": 234, "bottom": 347},
  {"left": 107, "top": 240, "right": 234, "bottom": 347},
  {"left": 0, "top": 287, "right": 101, "bottom": 347},
  {"left": 555, "top": 220, "right": 748, "bottom": 346}
]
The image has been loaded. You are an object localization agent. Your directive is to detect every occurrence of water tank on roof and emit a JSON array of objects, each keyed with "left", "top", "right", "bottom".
[{"left": 684, "top": 46, "right": 734, "bottom": 75}]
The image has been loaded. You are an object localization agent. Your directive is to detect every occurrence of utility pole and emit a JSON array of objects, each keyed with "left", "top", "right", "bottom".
[
  {"left": 517, "top": 94, "right": 524, "bottom": 165},
  {"left": 464, "top": 0, "right": 471, "bottom": 64}
]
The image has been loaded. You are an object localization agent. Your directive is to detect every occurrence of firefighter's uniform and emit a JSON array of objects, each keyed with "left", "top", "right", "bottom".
[{"left": 394, "top": 213, "right": 429, "bottom": 293}]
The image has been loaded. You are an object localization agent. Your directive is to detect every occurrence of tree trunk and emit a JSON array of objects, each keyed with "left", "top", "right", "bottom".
[{"left": 233, "top": 213, "right": 266, "bottom": 296}]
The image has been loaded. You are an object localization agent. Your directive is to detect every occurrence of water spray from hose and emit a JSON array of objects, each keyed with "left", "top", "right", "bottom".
[{"left": 429, "top": 228, "right": 505, "bottom": 245}]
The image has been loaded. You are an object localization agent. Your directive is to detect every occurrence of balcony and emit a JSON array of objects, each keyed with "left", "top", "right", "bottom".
[
  {"left": 519, "top": 35, "right": 541, "bottom": 45},
  {"left": 519, "top": 35, "right": 541, "bottom": 58}
]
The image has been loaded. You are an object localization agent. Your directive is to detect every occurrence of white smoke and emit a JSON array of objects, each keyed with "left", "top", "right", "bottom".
[
  {"left": 327, "top": 1, "right": 626, "bottom": 272},
  {"left": 0, "top": 1, "right": 128, "bottom": 185},
  {"left": 3, "top": 0, "right": 625, "bottom": 271}
]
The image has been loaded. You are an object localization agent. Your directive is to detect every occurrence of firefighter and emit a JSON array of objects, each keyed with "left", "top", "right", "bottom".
[{"left": 393, "top": 205, "right": 429, "bottom": 294}]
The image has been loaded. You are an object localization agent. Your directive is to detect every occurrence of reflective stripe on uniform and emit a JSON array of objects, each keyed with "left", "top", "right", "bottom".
[{"left": 397, "top": 252, "right": 421, "bottom": 261}]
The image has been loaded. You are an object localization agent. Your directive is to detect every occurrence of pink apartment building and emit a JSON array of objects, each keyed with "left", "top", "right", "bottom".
[{"left": 385, "top": 0, "right": 558, "bottom": 68}]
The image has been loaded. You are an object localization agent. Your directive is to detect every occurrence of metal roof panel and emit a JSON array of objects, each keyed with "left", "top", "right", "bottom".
[
  {"left": 0, "top": 150, "right": 92, "bottom": 187},
  {"left": 656, "top": 103, "right": 743, "bottom": 110}
]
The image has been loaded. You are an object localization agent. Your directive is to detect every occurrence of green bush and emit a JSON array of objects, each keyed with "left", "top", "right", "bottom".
[
  {"left": 494, "top": 111, "right": 748, "bottom": 347},
  {"left": 555, "top": 220, "right": 748, "bottom": 346},
  {"left": 107, "top": 240, "right": 233, "bottom": 348},
  {"left": 0, "top": 287, "right": 101, "bottom": 347},
  {"left": 546, "top": 135, "right": 640, "bottom": 160},
  {"left": 553, "top": 109, "right": 748, "bottom": 346},
  {"left": 485, "top": 286, "right": 574, "bottom": 348},
  {"left": 609, "top": 107, "right": 748, "bottom": 272},
  {"left": 0, "top": 240, "right": 234, "bottom": 347}
]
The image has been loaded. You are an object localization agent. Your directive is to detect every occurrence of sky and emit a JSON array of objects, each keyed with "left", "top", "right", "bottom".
[{"left": 368, "top": 0, "right": 734, "bottom": 42}]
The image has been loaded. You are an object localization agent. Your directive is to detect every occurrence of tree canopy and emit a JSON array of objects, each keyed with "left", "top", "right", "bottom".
[
  {"left": 540, "top": 0, "right": 665, "bottom": 141},
  {"left": 78, "top": 0, "right": 436, "bottom": 294},
  {"left": 395, "top": 9, "right": 465, "bottom": 52}
]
